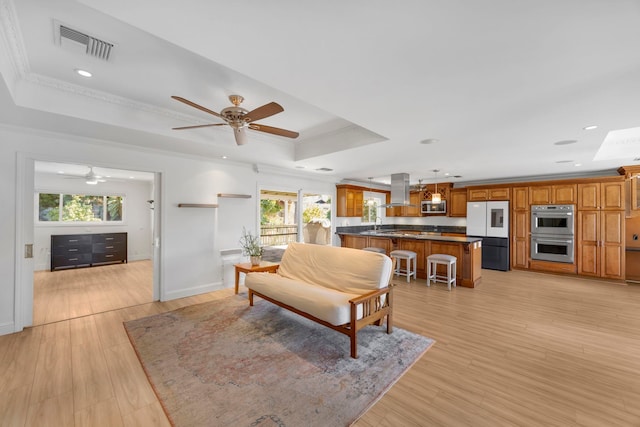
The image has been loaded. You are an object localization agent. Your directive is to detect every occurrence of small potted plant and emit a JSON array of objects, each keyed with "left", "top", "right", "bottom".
[{"left": 239, "top": 227, "right": 263, "bottom": 265}]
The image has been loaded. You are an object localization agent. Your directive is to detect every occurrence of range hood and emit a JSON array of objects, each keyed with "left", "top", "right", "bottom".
[{"left": 382, "top": 173, "right": 412, "bottom": 207}]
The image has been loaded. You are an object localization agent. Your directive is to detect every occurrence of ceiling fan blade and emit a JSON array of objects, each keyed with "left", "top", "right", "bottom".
[
  {"left": 245, "top": 102, "right": 284, "bottom": 122},
  {"left": 234, "top": 127, "right": 248, "bottom": 145},
  {"left": 172, "top": 123, "right": 227, "bottom": 130},
  {"left": 249, "top": 123, "right": 299, "bottom": 139},
  {"left": 171, "top": 96, "right": 224, "bottom": 119}
]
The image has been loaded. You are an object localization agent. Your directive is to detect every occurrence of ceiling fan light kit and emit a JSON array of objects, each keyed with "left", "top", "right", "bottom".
[
  {"left": 64, "top": 166, "right": 107, "bottom": 184},
  {"left": 171, "top": 94, "right": 299, "bottom": 145}
]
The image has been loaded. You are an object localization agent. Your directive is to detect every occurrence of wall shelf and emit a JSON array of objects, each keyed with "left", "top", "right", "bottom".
[
  {"left": 178, "top": 203, "right": 219, "bottom": 208},
  {"left": 217, "top": 193, "right": 252, "bottom": 199}
]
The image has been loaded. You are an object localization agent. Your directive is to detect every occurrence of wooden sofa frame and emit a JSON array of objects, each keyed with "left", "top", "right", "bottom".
[{"left": 248, "top": 284, "right": 394, "bottom": 359}]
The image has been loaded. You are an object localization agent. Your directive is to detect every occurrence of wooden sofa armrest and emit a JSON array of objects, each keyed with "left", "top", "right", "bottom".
[{"left": 348, "top": 286, "right": 392, "bottom": 305}]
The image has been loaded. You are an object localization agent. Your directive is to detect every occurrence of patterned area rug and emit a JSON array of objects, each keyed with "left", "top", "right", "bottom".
[{"left": 124, "top": 294, "right": 434, "bottom": 427}]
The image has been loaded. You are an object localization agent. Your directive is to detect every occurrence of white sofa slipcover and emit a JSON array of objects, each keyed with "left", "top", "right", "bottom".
[{"left": 245, "top": 242, "right": 394, "bottom": 358}]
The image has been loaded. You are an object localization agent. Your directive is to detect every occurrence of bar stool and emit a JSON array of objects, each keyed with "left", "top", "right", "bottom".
[
  {"left": 426, "top": 254, "right": 457, "bottom": 290},
  {"left": 362, "top": 247, "right": 386, "bottom": 254},
  {"left": 390, "top": 250, "right": 417, "bottom": 282}
]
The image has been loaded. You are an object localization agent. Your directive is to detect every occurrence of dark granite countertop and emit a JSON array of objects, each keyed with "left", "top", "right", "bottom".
[
  {"left": 336, "top": 230, "right": 481, "bottom": 244},
  {"left": 336, "top": 224, "right": 466, "bottom": 234}
]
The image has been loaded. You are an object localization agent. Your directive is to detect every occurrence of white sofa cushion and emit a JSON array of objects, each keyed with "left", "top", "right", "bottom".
[
  {"left": 246, "top": 272, "right": 363, "bottom": 326},
  {"left": 276, "top": 242, "right": 392, "bottom": 294}
]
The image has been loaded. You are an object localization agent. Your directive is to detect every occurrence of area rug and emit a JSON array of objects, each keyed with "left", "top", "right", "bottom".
[{"left": 124, "top": 294, "right": 434, "bottom": 427}]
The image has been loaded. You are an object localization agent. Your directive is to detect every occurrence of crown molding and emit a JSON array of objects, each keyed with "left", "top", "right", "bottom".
[
  {"left": 0, "top": 0, "right": 30, "bottom": 77},
  {"left": 0, "top": 0, "right": 209, "bottom": 125},
  {"left": 21, "top": 72, "right": 207, "bottom": 124}
]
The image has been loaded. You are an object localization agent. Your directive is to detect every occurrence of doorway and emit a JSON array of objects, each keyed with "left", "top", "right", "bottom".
[
  {"left": 258, "top": 188, "right": 333, "bottom": 262},
  {"left": 301, "top": 192, "right": 332, "bottom": 245},
  {"left": 29, "top": 160, "right": 158, "bottom": 326}
]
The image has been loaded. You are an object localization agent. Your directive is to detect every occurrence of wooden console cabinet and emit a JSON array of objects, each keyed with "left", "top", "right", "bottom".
[{"left": 51, "top": 232, "right": 128, "bottom": 271}]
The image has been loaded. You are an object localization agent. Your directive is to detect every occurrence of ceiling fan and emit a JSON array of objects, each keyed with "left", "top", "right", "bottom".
[
  {"left": 171, "top": 94, "right": 300, "bottom": 145},
  {"left": 64, "top": 166, "right": 106, "bottom": 185}
]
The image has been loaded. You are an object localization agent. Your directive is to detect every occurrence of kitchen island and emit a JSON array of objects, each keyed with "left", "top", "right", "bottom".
[{"left": 337, "top": 229, "right": 482, "bottom": 288}]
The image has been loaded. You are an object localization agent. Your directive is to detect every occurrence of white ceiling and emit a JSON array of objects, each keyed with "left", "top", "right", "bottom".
[
  {"left": 2, "top": 0, "right": 640, "bottom": 186},
  {"left": 34, "top": 161, "right": 154, "bottom": 182}
]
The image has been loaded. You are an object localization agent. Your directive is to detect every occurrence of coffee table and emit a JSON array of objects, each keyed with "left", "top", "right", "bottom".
[{"left": 234, "top": 261, "right": 280, "bottom": 294}]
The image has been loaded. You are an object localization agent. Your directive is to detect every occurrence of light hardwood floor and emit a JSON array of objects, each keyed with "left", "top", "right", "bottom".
[
  {"left": 2, "top": 266, "right": 640, "bottom": 426},
  {"left": 33, "top": 261, "right": 153, "bottom": 326}
]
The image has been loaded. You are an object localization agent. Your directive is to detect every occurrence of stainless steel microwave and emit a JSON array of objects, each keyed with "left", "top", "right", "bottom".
[{"left": 421, "top": 200, "right": 446, "bottom": 214}]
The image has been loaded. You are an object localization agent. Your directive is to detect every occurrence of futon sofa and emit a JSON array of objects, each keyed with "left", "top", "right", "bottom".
[{"left": 245, "top": 242, "right": 394, "bottom": 358}]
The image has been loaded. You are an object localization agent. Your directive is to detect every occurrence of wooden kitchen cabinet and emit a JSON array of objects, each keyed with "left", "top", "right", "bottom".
[
  {"left": 340, "top": 234, "right": 368, "bottom": 250},
  {"left": 618, "top": 165, "right": 640, "bottom": 213},
  {"left": 511, "top": 186, "right": 530, "bottom": 269},
  {"left": 385, "top": 192, "right": 400, "bottom": 217},
  {"left": 467, "top": 187, "right": 510, "bottom": 201},
  {"left": 577, "top": 210, "right": 625, "bottom": 279},
  {"left": 398, "top": 239, "right": 426, "bottom": 277},
  {"left": 578, "top": 181, "right": 624, "bottom": 210},
  {"left": 512, "top": 187, "right": 529, "bottom": 210},
  {"left": 367, "top": 237, "right": 393, "bottom": 255},
  {"left": 553, "top": 184, "right": 577, "bottom": 204},
  {"left": 448, "top": 188, "right": 467, "bottom": 217},
  {"left": 529, "top": 184, "right": 576, "bottom": 205},
  {"left": 403, "top": 192, "right": 423, "bottom": 217},
  {"left": 336, "top": 185, "right": 364, "bottom": 217},
  {"left": 511, "top": 210, "right": 529, "bottom": 269},
  {"left": 488, "top": 188, "right": 510, "bottom": 200},
  {"left": 468, "top": 188, "right": 489, "bottom": 201},
  {"left": 577, "top": 183, "right": 600, "bottom": 210},
  {"left": 529, "top": 186, "right": 552, "bottom": 205}
]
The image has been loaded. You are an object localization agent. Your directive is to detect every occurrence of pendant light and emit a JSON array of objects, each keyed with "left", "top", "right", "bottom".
[{"left": 431, "top": 169, "right": 441, "bottom": 204}]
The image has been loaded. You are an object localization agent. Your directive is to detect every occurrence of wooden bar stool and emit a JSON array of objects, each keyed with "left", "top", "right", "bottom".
[
  {"left": 426, "top": 254, "right": 457, "bottom": 290},
  {"left": 390, "top": 250, "right": 417, "bottom": 282}
]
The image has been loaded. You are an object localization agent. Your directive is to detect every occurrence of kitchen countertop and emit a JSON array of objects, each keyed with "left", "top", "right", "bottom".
[{"left": 337, "top": 230, "right": 482, "bottom": 244}]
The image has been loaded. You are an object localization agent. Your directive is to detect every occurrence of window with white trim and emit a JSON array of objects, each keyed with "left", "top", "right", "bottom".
[{"left": 37, "top": 193, "right": 124, "bottom": 223}]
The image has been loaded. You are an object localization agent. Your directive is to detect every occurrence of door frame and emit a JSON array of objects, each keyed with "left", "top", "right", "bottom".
[{"left": 14, "top": 153, "right": 163, "bottom": 331}]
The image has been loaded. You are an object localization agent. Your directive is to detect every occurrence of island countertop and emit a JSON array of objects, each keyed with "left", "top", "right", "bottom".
[
  {"left": 336, "top": 230, "right": 482, "bottom": 288},
  {"left": 341, "top": 230, "right": 482, "bottom": 244}
]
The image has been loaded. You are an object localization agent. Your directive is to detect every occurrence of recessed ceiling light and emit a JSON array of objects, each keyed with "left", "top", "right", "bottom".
[
  {"left": 554, "top": 140, "right": 577, "bottom": 146},
  {"left": 444, "top": 172, "right": 450, "bottom": 176},
  {"left": 221, "top": 155, "right": 228, "bottom": 159},
  {"left": 129, "top": 176, "right": 134, "bottom": 179},
  {"left": 555, "top": 160, "right": 573, "bottom": 164},
  {"left": 583, "top": 125, "right": 598, "bottom": 130},
  {"left": 420, "top": 138, "right": 438, "bottom": 145},
  {"left": 57, "top": 171, "right": 64, "bottom": 174},
  {"left": 574, "top": 163, "right": 582, "bottom": 167},
  {"left": 75, "top": 68, "right": 92, "bottom": 78}
]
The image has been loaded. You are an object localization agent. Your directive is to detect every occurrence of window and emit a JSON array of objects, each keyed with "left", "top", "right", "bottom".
[
  {"left": 362, "top": 193, "right": 384, "bottom": 224},
  {"left": 37, "top": 193, "right": 124, "bottom": 223}
]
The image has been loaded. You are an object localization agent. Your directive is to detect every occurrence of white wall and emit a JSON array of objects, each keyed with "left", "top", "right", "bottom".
[
  {"left": 33, "top": 172, "right": 153, "bottom": 270},
  {"left": 0, "top": 125, "right": 335, "bottom": 335}
]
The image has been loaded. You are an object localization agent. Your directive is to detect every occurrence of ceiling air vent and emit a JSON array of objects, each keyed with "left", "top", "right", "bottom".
[{"left": 57, "top": 24, "right": 114, "bottom": 61}]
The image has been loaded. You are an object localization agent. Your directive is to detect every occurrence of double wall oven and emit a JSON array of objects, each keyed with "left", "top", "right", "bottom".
[{"left": 530, "top": 204, "right": 575, "bottom": 263}]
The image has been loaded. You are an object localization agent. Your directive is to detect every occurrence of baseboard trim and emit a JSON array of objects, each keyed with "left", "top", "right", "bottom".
[
  {"left": 162, "top": 280, "right": 226, "bottom": 301},
  {"left": 0, "top": 321, "right": 17, "bottom": 336}
]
